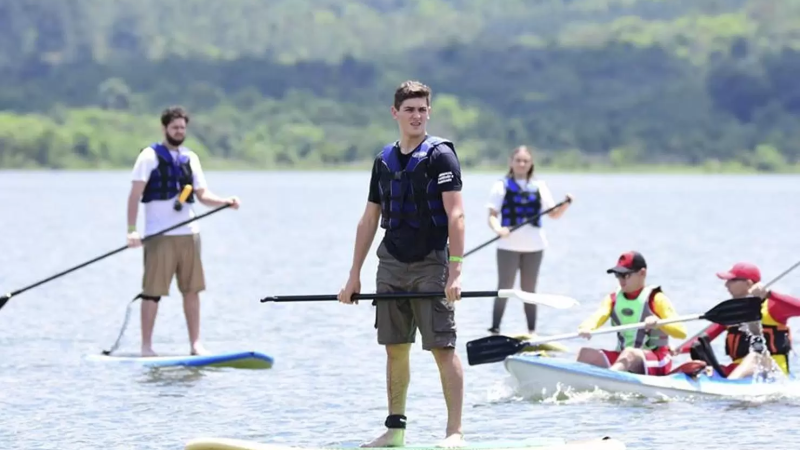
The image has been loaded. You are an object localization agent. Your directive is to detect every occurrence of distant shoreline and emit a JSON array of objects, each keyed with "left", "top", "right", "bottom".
[{"left": 3, "top": 160, "right": 800, "bottom": 175}]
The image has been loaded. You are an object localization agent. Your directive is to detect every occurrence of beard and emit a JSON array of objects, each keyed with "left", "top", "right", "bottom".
[{"left": 165, "top": 134, "right": 185, "bottom": 146}]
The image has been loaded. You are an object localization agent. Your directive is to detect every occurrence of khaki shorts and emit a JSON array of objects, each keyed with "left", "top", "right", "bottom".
[
  {"left": 142, "top": 234, "right": 206, "bottom": 297},
  {"left": 374, "top": 241, "right": 457, "bottom": 351}
]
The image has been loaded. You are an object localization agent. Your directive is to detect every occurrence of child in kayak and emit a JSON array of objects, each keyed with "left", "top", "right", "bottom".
[
  {"left": 675, "top": 262, "right": 800, "bottom": 380},
  {"left": 574, "top": 251, "right": 688, "bottom": 376}
]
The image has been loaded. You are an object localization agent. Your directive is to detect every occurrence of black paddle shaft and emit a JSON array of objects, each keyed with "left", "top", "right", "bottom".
[
  {"left": 0, "top": 203, "right": 231, "bottom": 310},
  {"left": 260, "top": 290, "right": 501, "bottom": 303},
  {"left": 464, "top": 296, "right": 764, "bottom": 366},
  {"left": 463, "top": 197, "right": 571, "bottom": 257}
]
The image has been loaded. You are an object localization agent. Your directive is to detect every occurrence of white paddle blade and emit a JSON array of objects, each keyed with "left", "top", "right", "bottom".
[{"left": 498, "top": 289, "right": 579, "bottom": 309}]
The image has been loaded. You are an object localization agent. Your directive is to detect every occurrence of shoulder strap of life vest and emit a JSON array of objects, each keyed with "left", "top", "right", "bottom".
[
  {"left": 151, "top": 143, "right": 175, "bottom": 164},
  {"left": 504, "top": 176, "right": 520, "bottom": 193}
]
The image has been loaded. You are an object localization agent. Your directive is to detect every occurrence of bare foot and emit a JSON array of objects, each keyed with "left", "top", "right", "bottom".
[
  {"left": 191, "top": 343, "right": 210, "bottom": 356},
  {"left": 141, "top": 347, "right": 157, "bottom": 357},
  {"left": 436, "top": 433, "right": 465, "bottom": 448},
  {"left": 360, "top": 429, "right": 404, "bottom": 448}
]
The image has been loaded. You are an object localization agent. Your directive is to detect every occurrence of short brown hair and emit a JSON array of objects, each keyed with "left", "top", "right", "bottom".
[
  {"left": 160, "top": 106, "right": 190, "bottom": 127},
  {"left": 393, "top": 80, "right": 431, "bottom": 110}
]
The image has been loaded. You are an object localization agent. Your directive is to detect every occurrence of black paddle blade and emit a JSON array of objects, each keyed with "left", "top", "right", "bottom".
[
  {"left": 0, "top": 294, "right": 10, "bottom": 310},
  {"left": 466, "top": 335, "right": 527, "bottom": 366},
  {"left": 702, "top": 296, "right": 763, "bottom": 326}
]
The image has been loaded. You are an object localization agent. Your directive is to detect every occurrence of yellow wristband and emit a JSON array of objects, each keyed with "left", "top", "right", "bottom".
[
  {"left": 127, "top": 225, "right": 136, "bottom": 233},
  {"left": 449, "top": 256, "right": 464, "bottom": 263}
]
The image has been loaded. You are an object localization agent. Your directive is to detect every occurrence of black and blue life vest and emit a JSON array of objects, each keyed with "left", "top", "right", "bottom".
[
  {"left": 140, "top": 143, "right": 195, "bottom": 204},
  {"left": 377, "top": 135, "right": 453, "bottom": 231},
  {"left": 500, "top": 176, "right": 542, "bottom": 227}
]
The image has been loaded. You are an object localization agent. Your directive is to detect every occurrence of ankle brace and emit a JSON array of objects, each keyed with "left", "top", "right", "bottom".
[{"left": 384, "top": 414, "right": 407, "bottom": 429}]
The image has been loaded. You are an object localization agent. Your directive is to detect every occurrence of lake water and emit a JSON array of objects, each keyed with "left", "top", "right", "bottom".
[{"left": 2, "top": 170, "right": 800, "bottom": 450}]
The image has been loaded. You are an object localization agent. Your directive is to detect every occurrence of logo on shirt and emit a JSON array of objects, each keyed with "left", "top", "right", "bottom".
[
  {"left": 413, "top": 151, "right": 428, "bottom": 159},
  {"left": 438, "top": 171, "right": 453, "bottom": 185}
]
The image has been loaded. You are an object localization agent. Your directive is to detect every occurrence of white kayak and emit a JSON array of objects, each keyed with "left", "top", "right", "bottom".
[
  {"left": 85, "top": 350, "right": 274, "bottom": 369},
  {"left": 184, "top": 436, "right": 626, "bottom": 450},
  {"left": 504, "top": 353, "right": 794, "bottom": 399}
]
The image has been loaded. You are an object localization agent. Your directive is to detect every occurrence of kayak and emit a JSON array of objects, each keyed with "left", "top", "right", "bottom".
[
  {"left": 504, "top": 353, "right": 793, "bottom": 399},
  {"left": 184, "top": 436, "right": 626, "bottom": 450},
  {"left": 84, "top": 350, "right": 274, "bottom": 369}
]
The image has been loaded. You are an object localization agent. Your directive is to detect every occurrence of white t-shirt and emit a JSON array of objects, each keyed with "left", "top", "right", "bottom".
[
  {"left": 131, "top": 145, "right": 208, "bottom": 237},
  {"left": 486, "top": 177, "right": 556, "bottom": 253}
]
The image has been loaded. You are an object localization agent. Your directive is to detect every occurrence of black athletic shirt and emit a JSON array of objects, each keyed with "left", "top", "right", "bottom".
[{"left": 367, "top": 141, "right": 462, "bottom": 263}]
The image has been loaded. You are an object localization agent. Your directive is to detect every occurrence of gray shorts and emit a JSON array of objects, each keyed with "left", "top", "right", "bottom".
[{"left": 374, "top": 241, "right": 457, "bottom": 351}]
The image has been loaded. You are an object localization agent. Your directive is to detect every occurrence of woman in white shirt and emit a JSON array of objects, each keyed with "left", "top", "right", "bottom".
[{"left": 486, "top": 145, "right": 572, "bottom": 336}]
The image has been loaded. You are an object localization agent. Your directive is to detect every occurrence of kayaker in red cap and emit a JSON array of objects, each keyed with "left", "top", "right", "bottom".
[
  {"left": 675, "top": 261, "right": 800, "bottom": 379},
  {"left": 575, "top": 251, "right": 687, "bottom": 376}
]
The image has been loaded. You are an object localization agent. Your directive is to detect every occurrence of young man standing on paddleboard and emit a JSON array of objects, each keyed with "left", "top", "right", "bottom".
[
  {"left": 575, "top": 251, "right": 687, "bottom": 376},
  {"left": 126, "top": 106, "right": 240, "bottom": 357},
  {"left": 676, "top": 262, "right": 800, "bottom": 379},
  {"left": 338, "top": 80, "right": 466, "bottom": 448}
]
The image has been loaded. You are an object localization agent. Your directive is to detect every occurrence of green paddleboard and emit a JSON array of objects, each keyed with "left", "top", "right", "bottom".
[{"left": 184, "top": 436, "right": 626, "bottom": 450}]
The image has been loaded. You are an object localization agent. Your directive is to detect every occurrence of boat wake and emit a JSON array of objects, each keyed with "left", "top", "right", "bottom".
[{"left": 475, "top": 371, "right": 800, "bottom": 407}]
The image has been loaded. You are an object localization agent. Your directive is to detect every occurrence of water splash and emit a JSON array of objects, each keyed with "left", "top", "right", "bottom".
[{"left": 738, "top": 321, "right": 789, "bottom": 384}]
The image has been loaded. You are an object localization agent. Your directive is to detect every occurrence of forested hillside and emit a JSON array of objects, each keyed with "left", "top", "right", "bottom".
[{"left": 1, "top": 0, "right": 799, "bottom": 171}]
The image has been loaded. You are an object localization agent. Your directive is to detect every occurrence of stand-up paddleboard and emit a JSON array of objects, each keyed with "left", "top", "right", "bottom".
[
  {"left": 506, "top": 333, "right": 570, "bottom": 354},
  {"left": 85, "top": 351, "right": 274, "bottom": 369},
  {"left": 184, "top": 436, "right": 626, "bottom": 450}
]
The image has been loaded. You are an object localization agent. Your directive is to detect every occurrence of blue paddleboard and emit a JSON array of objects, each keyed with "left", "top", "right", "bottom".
[{"left": 85, "top": 350, "right": 274, "bottom": 369}]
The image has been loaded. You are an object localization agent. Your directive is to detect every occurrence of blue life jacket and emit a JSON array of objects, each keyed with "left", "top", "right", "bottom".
[
  {"left": 140, "top": 143, "right": 195, "bottom": 204},
  {"left": 377, "top": 135, "right": 453, "bottom": 230},
  {"left": 500, "top": 176, "right": 542, "bottom": 227}
]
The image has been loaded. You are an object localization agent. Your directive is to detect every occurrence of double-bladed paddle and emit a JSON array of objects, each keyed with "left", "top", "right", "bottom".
[
  {"left": 0, "top": 203, "right": 232, "bottom": 311},
  {"left": 260, "top": 288, "right": 580, "bottom": 309},
  {"left": 464, "top": 196, "right": 571, "bottom": 257},
  {"left": 465, "top": 296, "right": 764, "bottom": 366},
  {"left": 674, "top": 259, "right": 800, "bottom": 354}
]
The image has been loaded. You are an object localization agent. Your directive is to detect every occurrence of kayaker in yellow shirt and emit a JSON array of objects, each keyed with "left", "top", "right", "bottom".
[{"left": 576, "top": 251, "right": 687, "bottom": 375}]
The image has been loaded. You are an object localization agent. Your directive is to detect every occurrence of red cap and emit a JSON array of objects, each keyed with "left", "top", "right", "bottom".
[
  {"left": 607, "top": 251, "right": 647, "bottom": 275},
  {"left": 716, "top": 262, "right": 761, "bottom": 283}
]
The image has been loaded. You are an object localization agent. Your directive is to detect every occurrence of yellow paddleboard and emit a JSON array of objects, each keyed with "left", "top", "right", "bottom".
[{"left": 507, "top": 334, "right": 570, "bottom": 353}]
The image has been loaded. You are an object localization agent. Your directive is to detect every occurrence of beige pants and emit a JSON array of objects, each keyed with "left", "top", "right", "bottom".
[{"left": 142, "top": 234, "right": 206, "bottom": 297}]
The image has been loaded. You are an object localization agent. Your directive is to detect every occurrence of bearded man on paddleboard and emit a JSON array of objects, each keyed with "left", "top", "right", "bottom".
[
  {"left": 338, "top": 80, "right": 466, "bottom": 448},
  {"left": 126, "top": 106, "right": 240, "bottom": 357}
]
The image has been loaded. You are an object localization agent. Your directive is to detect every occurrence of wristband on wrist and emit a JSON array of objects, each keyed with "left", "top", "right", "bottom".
[
  {"left": 127, "top": 225, "right": 136, "bottom": 233},
  {"left": 449, "top": 255, "right": 464, "bottom": 263}
]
